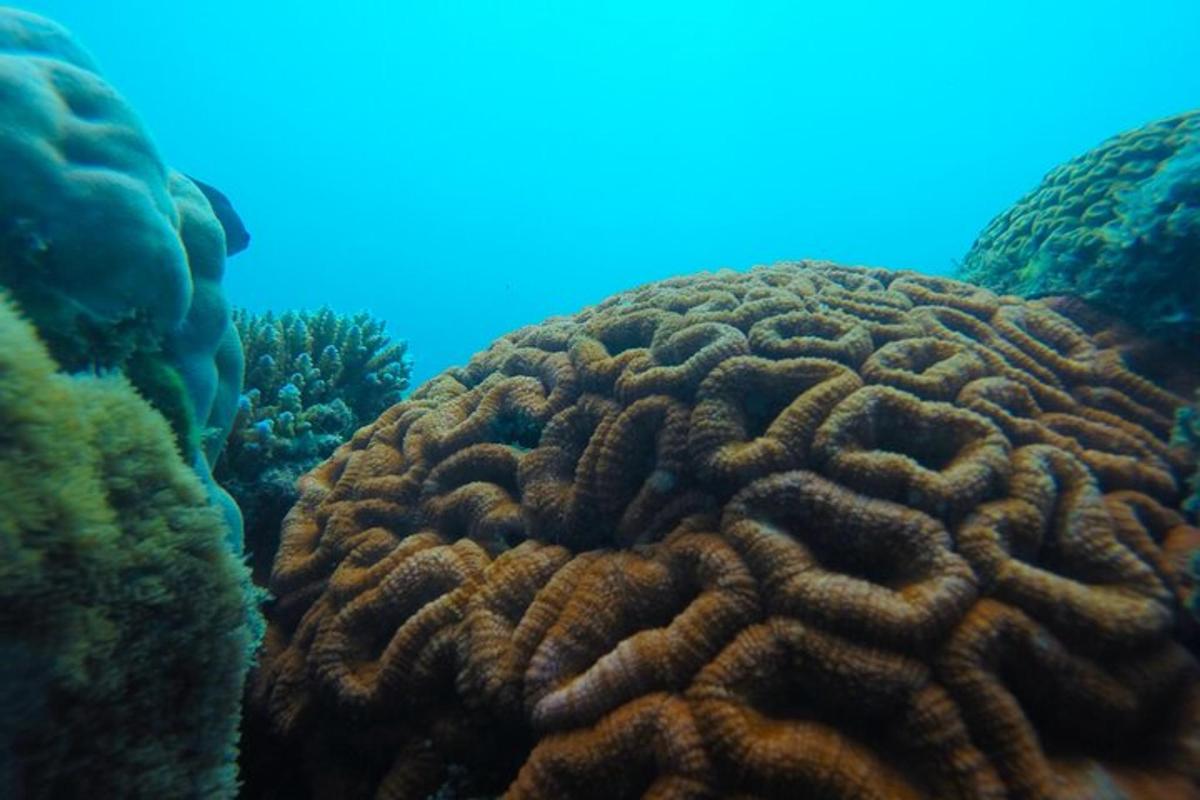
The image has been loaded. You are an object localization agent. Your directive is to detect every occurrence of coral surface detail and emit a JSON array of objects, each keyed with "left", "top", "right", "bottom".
[
  {"left": 0, "top": 292, "right": 261, "bottom": 798},
  {"left": 960, "top": 109, "right": 1200, "bottom": 348},
  {"left": 0, "top": 7, "right": 245, "bottom": 542},
  {"left": 249, "top": 262, "right": 1200, "bottom": 799}
]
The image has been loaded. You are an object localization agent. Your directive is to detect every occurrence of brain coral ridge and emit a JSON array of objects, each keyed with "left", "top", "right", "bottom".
[{"left": 248, "top": 261, "right": 1200, "bottom": 800}]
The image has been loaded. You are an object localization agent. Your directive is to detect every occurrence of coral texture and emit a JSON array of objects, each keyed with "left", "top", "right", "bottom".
[
  {"left": 1174, "top": 392, "right": 1200, "bottom": 517},
  {"left": 960, "top": 110, "right": 1200, "bottom": 346},
  {"left": 0, "top": 8, "right": 244, "bottom": 540},
  {"left": 216, "top": 307, "right": 411, "bottom": 583},
  {"left": 1171, "top": 395, "right": 1200, "bottom": 628},
  {"left": 0, "top": 292, "right": 261, "bottom": 798},
  {"left": 249, "top": 262, "right": 1200, "bottom": 799}
]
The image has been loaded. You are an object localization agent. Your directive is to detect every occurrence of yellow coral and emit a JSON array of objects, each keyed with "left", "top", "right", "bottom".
[{"left": 0, "top": 292, "right": 258, "bottom": 798}]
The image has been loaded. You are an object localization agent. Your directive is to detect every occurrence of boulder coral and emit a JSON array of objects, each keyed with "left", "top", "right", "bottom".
[
  {"left": 959, "top": 109, "right": 1200, "bottom": 349},
  {"left": 248, "top": 262, "right": 1200, "bottom": 799},
  {"left": 217, "top": 306, "right": 411, "bottom": 584},
  {"left": 0, "top": 7, "right": 244, "bottom": 541},
  {"left": 960, "top": 107, "right": 1200, "bottom": 345},
  {"left": 0, "top": 292, "right": 261, "bottom": 798}
]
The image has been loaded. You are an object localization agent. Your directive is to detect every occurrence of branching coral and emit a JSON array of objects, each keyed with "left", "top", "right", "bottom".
[
  {"left": 959, "top": 109, "right": 1200, "bottom": 349},
  {"left": 216, "top": 307, "right": 411, "bottom": 583},
  {"left": 0, "top": 292, "right": 262, "bottom": 798},
  {"left": 245, "top": 262, "right": 1200, "bottom": 799}
]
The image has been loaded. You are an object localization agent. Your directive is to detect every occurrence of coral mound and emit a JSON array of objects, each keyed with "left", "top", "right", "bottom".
[
  {"left": 0, "top": 7, "right": 244, "bottom": 539},
  {"left": 959, "top": 109, "right": 1200, "bottom": 347},
  {"left": 249, "top": 262, "right": 1200, "bottom": 799},
  {"left": 0, "top": 292, "right": 259, "bottom": 798}
]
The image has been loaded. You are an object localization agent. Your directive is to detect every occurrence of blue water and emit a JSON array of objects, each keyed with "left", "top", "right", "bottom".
[{"left": 19, "top": 0, "right": 1200, "bottom": 387}]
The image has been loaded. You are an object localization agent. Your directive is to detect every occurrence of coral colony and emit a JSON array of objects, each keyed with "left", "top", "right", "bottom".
[
  {"left": 249, "top": 264, "right": 1200, "bottom": 799},
  {"left": 2, "top": 6, "right": 1199, "bottom": 800},
  {"left": 217, "top": 307, "right": 410, "bottom": 583}
]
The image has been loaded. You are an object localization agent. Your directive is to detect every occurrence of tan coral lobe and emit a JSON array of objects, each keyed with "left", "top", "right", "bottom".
[{"left": 248, "top": 262, "right": 1200, "bottom": 799}]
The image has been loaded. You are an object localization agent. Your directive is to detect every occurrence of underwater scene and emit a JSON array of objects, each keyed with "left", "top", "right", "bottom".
[{"left": 1, "top": 2, "right": 1200, "bottom": 798}]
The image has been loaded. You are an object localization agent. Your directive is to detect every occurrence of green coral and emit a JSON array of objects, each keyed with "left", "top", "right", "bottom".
[
  {"left": 235, "top": 306, "right": 410, "bottom": 426},
  {"left": 215, "top": 306, "right": 411, "bottom": 583},
  {"left": 0, "top": 261, "right": 204, "bottom": 464},
  {"left": 959, "top": 110, "right": 1200, "bottom": 345},
  {"left": 0, "top": 292, "right": 262, "bottom": 798}
]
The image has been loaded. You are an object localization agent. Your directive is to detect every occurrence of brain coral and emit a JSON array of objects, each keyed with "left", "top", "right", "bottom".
[
  {"left": 0, "top": 292, "right": 260, "bottom": 798},
  {"left": 0, "top": 8, "right": 244, "bottom": 540},
  {"left": 248, "top": 262, "right": 1200, "bottom": 800},
  {"left": 959, "top": 110, "right": 1200, "bottom": 347}
]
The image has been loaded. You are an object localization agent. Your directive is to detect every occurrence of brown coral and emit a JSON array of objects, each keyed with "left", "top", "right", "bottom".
[{"left": 246, "top": 262, "right": 1200, "bottom": 800}]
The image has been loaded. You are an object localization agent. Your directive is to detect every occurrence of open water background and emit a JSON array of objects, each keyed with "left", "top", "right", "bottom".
[{"left": 19, "top": 0, "right": 1200, "bottom": 385}]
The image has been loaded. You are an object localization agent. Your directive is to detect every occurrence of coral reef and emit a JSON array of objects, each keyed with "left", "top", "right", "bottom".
[
  {"left": 959, "top": 110, "right": 1200, "bottom": 349},
  {"left": 216, "top": 307, "right": 411, "bottom": 584},
  {"left": 247, "top": 262, "right": 1200, "bottom": 799},
  {"left": 0, "top": 292, "right": 262, "bottom": 798},
  {"left": 0, "top": 8, "right": 244, "bottom": 542}
]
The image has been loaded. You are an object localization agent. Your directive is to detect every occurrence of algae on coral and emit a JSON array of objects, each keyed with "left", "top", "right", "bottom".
[{"left": 0, "top": 292, "right": 262, "bottom": 798}]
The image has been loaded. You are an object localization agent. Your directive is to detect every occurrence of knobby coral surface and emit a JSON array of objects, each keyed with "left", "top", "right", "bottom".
[
  {"left": 960, "top": 109, "right": 1200, "bottom": 347},
  {"left": 249, "top": 262, "right": 1200, "bottom": 800},
  {"left": 0, "top": 8, "right": 244, "bottom": 540},
  {"left": 216, "top": 307, "right": 411, "bottom": 583}
]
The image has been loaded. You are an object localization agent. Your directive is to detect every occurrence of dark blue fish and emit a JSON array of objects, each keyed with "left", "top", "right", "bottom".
[{"left": 188, "top": 175, "right": 251, "bottom": 256}]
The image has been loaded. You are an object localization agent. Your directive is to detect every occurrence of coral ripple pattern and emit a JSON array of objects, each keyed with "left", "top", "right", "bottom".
[{"left": 249, "top": 261, "right": 1200, "bottom": 800}]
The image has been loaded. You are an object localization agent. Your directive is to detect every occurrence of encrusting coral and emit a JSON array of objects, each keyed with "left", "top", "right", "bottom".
[
  {"left": 0, "top": 292, "right": 262, "bottom": 798},
  {"left": 959, "top": 109, "right": 1200, "bottom": 350},
  {"left": 0, "top": 7, "right": 245, "bottom": 542},
  {"left": 246, "top": 262, "right": 1200, "bottom": 799},
  {"left": 215, "top": 306, "right": 411, "bottom": 584}
]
